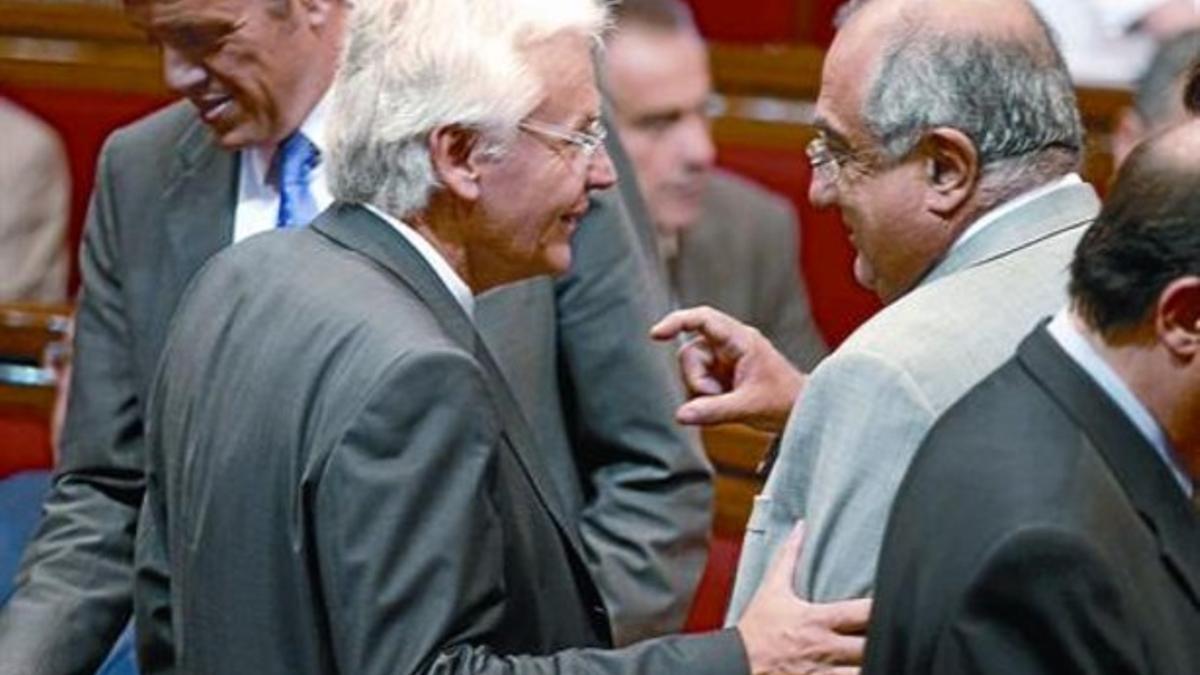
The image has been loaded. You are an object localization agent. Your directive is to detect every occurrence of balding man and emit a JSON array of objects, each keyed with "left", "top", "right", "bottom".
[
  {"left": 653, "top": 0, "right": 1099, "bottom": 612},
  {"left": 865, "top": 119, "right": 1200, "bottom": 675}
]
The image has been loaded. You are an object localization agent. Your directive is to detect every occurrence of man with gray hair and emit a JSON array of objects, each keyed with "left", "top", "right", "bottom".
[
  {"left": 133, "top": 0, "right": 867, "bottom": 673},
  {"left": 1113, "top": 28, "right": 1200, "bottom": 169},
  {"left": 653, "top": 0, "right": 1100, "bottom": 612},
  {"left": 1, "top": 0, "right": 714, "bottom": 670}
]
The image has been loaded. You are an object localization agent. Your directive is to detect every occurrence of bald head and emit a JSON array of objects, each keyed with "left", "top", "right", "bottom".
[
  {"left": 841, "top": 0, "right": 1080, "bottom": 194},
  {"left": 1071, "top": 121, "right": 1200, "bottom": 335}
]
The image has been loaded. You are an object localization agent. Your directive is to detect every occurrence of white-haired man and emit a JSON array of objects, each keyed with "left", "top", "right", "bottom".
[
  {"left": 0, "top": 0, "right": 714, "bottom": 670},
  {"left": 132, "top": 0, "right": 868, "bottom": 673}
]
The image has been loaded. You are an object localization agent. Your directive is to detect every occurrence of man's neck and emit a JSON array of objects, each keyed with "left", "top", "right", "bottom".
[{"left": 1071, "top": 309, "right": 1197, "bottom": 479}]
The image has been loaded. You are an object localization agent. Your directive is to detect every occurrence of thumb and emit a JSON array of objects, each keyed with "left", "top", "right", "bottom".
[
  {"left": 763, "top": 519, "right": 806, "bottom": 593},
  {"left": 676, "top": 390, "right": 752, "bottom": 426}
]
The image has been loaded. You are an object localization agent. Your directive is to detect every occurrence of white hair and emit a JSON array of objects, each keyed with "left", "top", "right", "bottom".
[{"left": 327, "top": 0, "right": 609, "bottom": 217}]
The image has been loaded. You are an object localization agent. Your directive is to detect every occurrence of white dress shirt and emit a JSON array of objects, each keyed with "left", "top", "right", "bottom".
[
  {"left": 233, "top": 93, "right": 335, "bottom": 244},
  {"left": 1048, "top": 310, "right": 1194, "bottom": 499},
  {"left": 362, "top": 204, "right": 475, "bottom": 319}
]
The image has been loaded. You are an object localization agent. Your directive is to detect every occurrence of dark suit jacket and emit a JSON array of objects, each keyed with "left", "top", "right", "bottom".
[
  {"left": 865, "top": 324, "right": 1200, "bottom": 674},
  {"left": 0, "top": 102, "right": 709, "bottom": 673},
  {"left": 133, "top": 204, "right": 745, "bottom": 675},
  {"left": 672, "top": 170, "right": 826, "bottom": 370}
]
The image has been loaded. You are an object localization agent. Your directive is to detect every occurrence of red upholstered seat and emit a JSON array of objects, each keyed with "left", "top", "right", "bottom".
[{"left": 0, "top": 408, "right": 52, "bottom": 479}]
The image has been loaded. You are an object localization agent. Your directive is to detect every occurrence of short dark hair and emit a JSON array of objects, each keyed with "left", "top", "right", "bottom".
[
  {"left": 612, "top": 0, "right": 696, "bottom": 32},
  {"left": 1133, "top": 29, "right": 1200, "bottom": 126},
  {"left": 1186, "top": 60, "right": 1200, "bottom": 115},
  {"left": 1070, "top": 126, "right": 1200, "bottom": 335}
]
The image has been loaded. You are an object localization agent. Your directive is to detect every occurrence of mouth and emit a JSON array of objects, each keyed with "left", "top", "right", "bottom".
[{"left": 194, "top": 95, "right": 235, "bottom": 125}]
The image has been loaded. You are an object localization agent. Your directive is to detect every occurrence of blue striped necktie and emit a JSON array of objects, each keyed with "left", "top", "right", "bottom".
[{"left": 275, "top": 131, "right": 321, "bottom": 229}]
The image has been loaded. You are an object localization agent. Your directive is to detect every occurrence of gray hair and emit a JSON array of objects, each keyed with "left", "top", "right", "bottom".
[
  {"left": 1134, "top": 28, "right": 1200, "bottom": 127},
  {"left": 327, "top": 0, "right": 608, "bottom": 218},
  {"left": 612, "top": 0, "right": 698, "bottom": 33},
  {"left": 860, "top": 8, "right": 1083, "bottom": 202}
]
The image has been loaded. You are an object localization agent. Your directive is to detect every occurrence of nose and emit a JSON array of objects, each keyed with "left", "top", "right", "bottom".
[
  {"left": 586, "top": 144, "right": 617, "bottom": 191},
  {"left": 680, "top": 114, "right": 716, "bottom": 169},
  {"left": 162, "top": 45, "right": 207, "bottom": 95}
]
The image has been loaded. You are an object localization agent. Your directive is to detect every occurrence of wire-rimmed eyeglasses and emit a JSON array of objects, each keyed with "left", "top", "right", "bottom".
[
  {"left": 518, "top": 118, "right": 608, "bottom": 158},
  {"left": 806, "top": 134, "right": 843, "bottom": 185}
]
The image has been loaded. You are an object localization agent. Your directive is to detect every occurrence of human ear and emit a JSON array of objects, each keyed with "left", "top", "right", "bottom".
[
  {"left": 429, "top": 125, "right": 483, "bottom": 202},
  {"left": 920, "top": 127, "right": 978, "bottom": 217},
  {"left": 1156, "top": 276, "right": 1200, "bottom": 361}
]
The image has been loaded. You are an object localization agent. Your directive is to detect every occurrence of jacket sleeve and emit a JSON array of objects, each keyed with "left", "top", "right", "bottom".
[
  {"left": 0, "top": 135, "right": 144, "bottom": 675},
  {"left": 553, "top": 188, "right": 714, "bottom": 644},
  {"left": 316, "top": 349, "right": 746, "bottom": 675}
]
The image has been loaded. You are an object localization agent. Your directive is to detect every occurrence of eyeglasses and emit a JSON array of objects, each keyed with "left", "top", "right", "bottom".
[
  {"left": 518, "top": 118, "right": 608, "bottom": 159},
  {"left": 806, "top": 134, "right": 843, "bottom": 185}
]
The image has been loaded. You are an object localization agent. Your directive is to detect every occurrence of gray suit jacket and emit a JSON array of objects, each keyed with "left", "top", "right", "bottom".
[
  {"left": 672, "top": 170, "right": 826, "bottom": 370},
  {"left": 133, "top": 204, "right": 747, "bottom": 675},
  {"left": 0, "top": 101, "right": 709, "bottom": 673},
  {"left": 866, "top": 325, "right": 1200, "bottom": 674},
  {"left": 726, "top": 181, "right": 1102, "bottom": 617}
]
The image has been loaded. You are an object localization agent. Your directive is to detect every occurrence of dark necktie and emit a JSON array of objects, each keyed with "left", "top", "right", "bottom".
[{"left": 276, "top": 131, "right": 321, "bottom": 229}]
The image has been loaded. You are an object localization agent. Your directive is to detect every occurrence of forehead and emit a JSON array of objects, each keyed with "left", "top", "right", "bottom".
[
  {"left": 813, "top": 20, "right": 881, "bottom": 143},
  {"left": 127, "top": 0, "right": 250, "bottom": 31},
  {"left": 526, "top": 32, "right": 601, "bottom": 121},
  {"left": 606, "top": 28, "right": 709, "bottom": 106}
]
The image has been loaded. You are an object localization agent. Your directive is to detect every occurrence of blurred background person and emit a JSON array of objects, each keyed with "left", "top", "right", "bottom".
[
  {"left": 1112, "top": 28, "right": 1200, "bottom": 168},
  {"left": 0, "top": 97, "right": 69, "bottom": 303},
  {"left": 604, "top": 0, "right": 827, "bottom": 369},
  {"left": 1027, "top": 0, "right": 1200, "bottom": 86}
]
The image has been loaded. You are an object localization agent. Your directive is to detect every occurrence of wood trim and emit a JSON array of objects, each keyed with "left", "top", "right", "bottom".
[
  {"left": 0, "top": 1, "right": 166, "bottom": 93},
  {"left": 709, "top": 42, "right": 825, "bottom": 100},
  {"left": 0, "top": 1, "right": 144, "bottom": 42}
]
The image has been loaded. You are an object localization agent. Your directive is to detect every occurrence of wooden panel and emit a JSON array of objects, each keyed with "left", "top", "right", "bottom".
[
  {"left": 710, "top": 43, "right": 825, "bottom": 100},
  {"left": 700, "top": 424, "right": 772, "bottom": 538},
  {"left": 0, "top": 302, "right": 71, "bottom": 364},
  {"left": 0, "top": 1, "right": 166, "bottom": 94}
]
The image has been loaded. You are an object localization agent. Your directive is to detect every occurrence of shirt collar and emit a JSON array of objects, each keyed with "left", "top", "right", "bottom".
[
  {"left": 362, "top": 204, "right": 475, "bottom": 319},
  {"left": 244, "top": 91, "right": 333, "bottom": 191},
  {"left": 950, "top": 173, "right": 1083, "bottom": 255},
  {"left": 1047, "top": 310, "right": 1194, "bottom": 498}
]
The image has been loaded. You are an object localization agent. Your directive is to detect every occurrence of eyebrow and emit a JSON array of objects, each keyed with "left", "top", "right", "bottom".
[{"left": 810, "top": 115, "right": 851, "bottom": 147}]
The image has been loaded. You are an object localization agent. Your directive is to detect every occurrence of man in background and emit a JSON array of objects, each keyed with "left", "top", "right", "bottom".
[
  {"left": 1112, "top": 28, "right": 1200, "bottom": 169},
  {"left": 866, "top": 119, "right": 1200, "bottom": 675},
  {"left": 653, "top": 0, "right": 1098, "bottom": 613},
  {"left": 604, "top": 0, "right": 826, "bottom": 369},
  {"left": 1028, "top": 0, "right": 1200, "bottom": 86},
  {"left": 0, "top": 0, "right": 712, "bottom": 671}
]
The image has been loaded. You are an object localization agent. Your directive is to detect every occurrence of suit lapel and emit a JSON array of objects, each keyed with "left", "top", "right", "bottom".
[
  {"left": 923, "top": 182, "right": 1100, "bottom": 287},
  {"left": 310, "top": 203, "right": 591, "bottom": 562},
  {"left": 161, "top": 116, "right": 238, "bottom": 299},
  {"left": 1018, "top": 326, "right": 1200, "bottom": 609}
]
